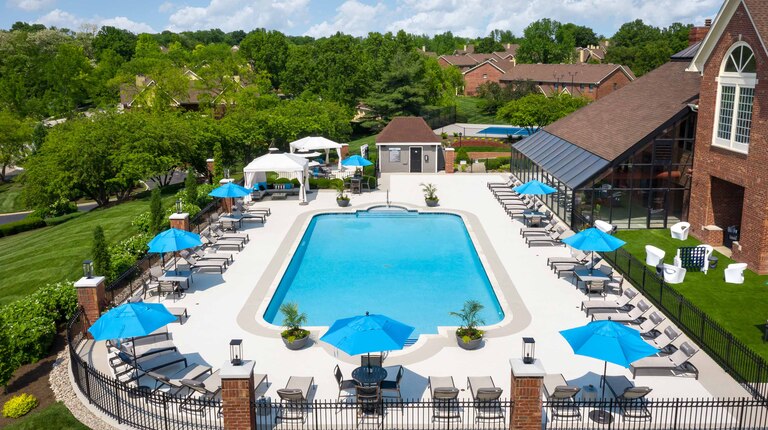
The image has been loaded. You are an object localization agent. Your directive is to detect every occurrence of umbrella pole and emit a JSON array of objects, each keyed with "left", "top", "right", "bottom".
[{"left": 601, "top": 361, "right": 607, "bottom": 399}]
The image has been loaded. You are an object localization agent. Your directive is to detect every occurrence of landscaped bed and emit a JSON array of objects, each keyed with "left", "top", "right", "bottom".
[{"left": 614, "top": 229, "right": 768, "bottom": 360}]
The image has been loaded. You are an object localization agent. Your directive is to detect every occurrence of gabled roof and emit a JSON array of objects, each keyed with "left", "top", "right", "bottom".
[
  {"left": 671, "top": 41, "right": 702, "bottom": 60},
  {"left": 438, "top": 54, "right": 479, "bottom": 67},
  {"left": 542, "top": 61, "right": 701, "bottom": 161},
  {"left": 467, "top": 53, "right": 498, "bottom": 63},
  {"left": 688, "top": 0, "right": 768, "bottom": 72},
  {"left": 376, "top": 117, "right": 441, "bottom": 145},
  {"left": 462, "top": 59, "right": 513, "bottom": 75},
  {"left": 499, "top": 63, "right": 635, "bottom": 84}
]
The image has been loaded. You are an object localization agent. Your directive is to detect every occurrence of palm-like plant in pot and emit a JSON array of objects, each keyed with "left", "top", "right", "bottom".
[
  {"left": 335, "top": 181, "right": 350, "bottom": 207},
  {"left": 421, "top": 183, "right": 439, "bottom": 207},
  {"left": 280, "top": 302, "right": 310, "bottom": 350},
  {"left": 449, "top": 300, "right": 485, "bottom": 350}
]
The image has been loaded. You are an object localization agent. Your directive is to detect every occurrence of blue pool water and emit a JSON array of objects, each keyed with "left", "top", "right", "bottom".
[
  {"left": 263, "top": 211, "right": 504, "bottom": 337},
  {"left": 478, "top": 126, "right": 533, "bottom": 136}
]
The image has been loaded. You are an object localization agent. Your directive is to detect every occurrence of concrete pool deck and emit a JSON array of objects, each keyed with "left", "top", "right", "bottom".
[{"left": 124, "top": 173, "right": 750, "bottom": 401}]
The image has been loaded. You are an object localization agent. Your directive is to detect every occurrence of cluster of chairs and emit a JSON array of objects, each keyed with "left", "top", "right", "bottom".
[
  {"left": 428, "top": 376, "right": 505, "bottom": 423},
  {"left": 545, "top": 252, "right": 624, "bottom": 298}
]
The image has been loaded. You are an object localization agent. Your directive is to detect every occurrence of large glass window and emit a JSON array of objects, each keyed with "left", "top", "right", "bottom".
[{"left": 714, "top": 44, "right": 756, "bottom": 153}]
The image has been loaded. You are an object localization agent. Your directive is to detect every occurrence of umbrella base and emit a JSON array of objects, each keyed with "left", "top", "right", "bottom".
[{"left": 588, "top": 410, "right": 614, "bottom": 424}]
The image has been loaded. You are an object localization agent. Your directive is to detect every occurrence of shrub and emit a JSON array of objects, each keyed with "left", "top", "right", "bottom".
[
  {"left": 195, "top": 183, "right": 215, "bottom": 207},
  {"left": 456, "top": 147, "right": 469, "bottom": 163},
  {"left": 184, "top": 167, "right": 198, "bottom": 205},
  {"left": 484, "top": 157, "right": 511, "bottom": 171},
  {"left": 2, "top": 393, "right": 38, "bottom": 418},
  {"left": 131, "top": 210, "right": 152, "bottom": 233},
  {"left": 149, "top": 188, "right": 163, "bottom": 235},
  {"left": 92, "top": 226, "right": 110, "bottom": 279},
  {"left": 164, "top": 202, "right": 201, "bottom": 219},
  {"left": 0, "top": 217, "right": 46, "bottom": 237},
  {"left": 108, "top": 233, "right": 151, "bottom": 281},
  {"left": 30, "top": 282, "right": 78, "bottom": 324},
  {"left": 44, "top": 212, "right": 83, "bottom": 226},
  {"left": 274, "top": 177, "right": 290, "bottom": 184}
]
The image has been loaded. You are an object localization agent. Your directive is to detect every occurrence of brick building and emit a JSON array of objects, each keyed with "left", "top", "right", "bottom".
[
  {"left": 686, "top": 0, "right": 768, "bottom": 273},
  {"left": 498, "top": 63, "right": 636, "bottom": 100}
]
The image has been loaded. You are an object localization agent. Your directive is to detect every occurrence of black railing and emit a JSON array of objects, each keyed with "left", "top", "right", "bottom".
[
  {"left": 542, "top": 398, "right": 768, "bottom": 429},
  {"left": 602, "top": 248, "right": 768, "bottom": 401}
]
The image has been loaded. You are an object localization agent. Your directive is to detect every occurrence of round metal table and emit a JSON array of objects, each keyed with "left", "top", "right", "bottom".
[{"left": 352, "top": 366, "right": 387, "bottom": 386}]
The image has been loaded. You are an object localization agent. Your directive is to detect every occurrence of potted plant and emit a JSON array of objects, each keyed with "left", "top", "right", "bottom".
[
  {"left": 280, "top": 302, "right": 310, "bottom": 350},
  {"left": 421, "top": 183, "right": 439, "bottom": 207},
  {"left": 335, "top": 182, "right": 350, "bottom": 207},
  {"left": 450, "top": 300, "right": 485, "bottom": 350}
]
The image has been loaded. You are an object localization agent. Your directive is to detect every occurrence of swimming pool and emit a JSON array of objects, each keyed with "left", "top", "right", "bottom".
[
  {"left": 478, "top": 126, "right": 534, "bottom": 136},
  {"left": 263, "top": 210, "right": 504, "bottom": 337}
]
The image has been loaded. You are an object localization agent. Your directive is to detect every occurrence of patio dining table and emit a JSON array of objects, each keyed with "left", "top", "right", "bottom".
[
  {"left": 352, "top": 366, "right": 387, "bottom": 386},
  {"left": 522, "top": 210, "right": 547, "bottom": 226},
  {"left": 573, "top": 268, "right": 611, "bottom": 289},
  {"left": 219, "top": 215, "right": 243, "bottom": 231}
]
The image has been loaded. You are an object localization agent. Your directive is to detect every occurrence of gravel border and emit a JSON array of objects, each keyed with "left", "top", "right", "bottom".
[{"left": 49, "top": 347, "right": 117, "bottom": 430}]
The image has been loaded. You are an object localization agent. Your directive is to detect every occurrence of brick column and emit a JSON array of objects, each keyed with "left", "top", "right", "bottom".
[
  {"left": 169, "top": 213, "right": 190, "bottom": 231},
  {"left": 221, "top": 360, "right": 257, "bottom": 430},
  {"left": 445, "top": 148, "right": 455, "bottom": 173},
  {"left": 220, "top": 178, "right": 234, "bottom": 214},
  {"left": 74, "top": 276, "right": 106, "bottom": 339},
  {"left": 509, "top": 358, "right": 544, "bottom": 430},
  {"left": 206, "top": 158, "right": 215, "bottom": 176}
]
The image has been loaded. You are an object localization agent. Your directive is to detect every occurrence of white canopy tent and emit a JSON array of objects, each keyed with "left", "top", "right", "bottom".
[
  {"left": 288, "top": 136, "right": 344, "bottom": 169},
  {"left": 243, "top": 150, "right": 310, "bottom": 203}
]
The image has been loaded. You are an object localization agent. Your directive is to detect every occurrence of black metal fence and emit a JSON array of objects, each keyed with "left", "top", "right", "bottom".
[
  {"left": 422, "top": 105, "right": 457, "bottom": 130},
  {"left": 602, "top": 248, "right": 768, "bottom": 401}
]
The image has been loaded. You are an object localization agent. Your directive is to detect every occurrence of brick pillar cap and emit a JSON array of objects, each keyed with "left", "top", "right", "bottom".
[
  {"left": 445, "top": 148, "right": 455, "bottom": 152},
  {"left": 703, "top": 224, "right": 723, "bottom": 231},
  {"left": 221, "top": 360, "right": 255, "bottom": 379},
  {"left": 206, "top": 158, "right": 215, "bottom": 162},
  {"left": 510, "top": 358, "right": 545, "bottom": 377},
  {"left": 169, "top": 213, "right": 190, "bottom": 221},
  {"left": 74, "top": 276, "right": 106, "bottom": 289}
]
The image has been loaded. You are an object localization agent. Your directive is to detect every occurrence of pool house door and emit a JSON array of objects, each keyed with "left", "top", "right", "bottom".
[{"left": 410, "top": 147, "right": 422, "bottom": 172}]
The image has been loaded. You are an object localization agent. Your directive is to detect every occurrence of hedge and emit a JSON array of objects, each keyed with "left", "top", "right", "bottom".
[
  {"left": 484, "top": 157, "right": 511, "bottom": 171},
  {"left": 0, "top": 212, "right": 83, "bottom": 238}
]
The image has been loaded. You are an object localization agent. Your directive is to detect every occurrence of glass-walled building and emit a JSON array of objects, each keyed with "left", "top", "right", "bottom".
[{"left": 510, "top": 57, "right": 701, "bottom": 231}]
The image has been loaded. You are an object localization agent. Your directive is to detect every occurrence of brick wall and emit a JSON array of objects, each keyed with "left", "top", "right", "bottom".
[
  {"left": 75, "top": 277, "right": 106, "bottom": 338},
  {"left": 510, "top": 374, "right": 542, "bottom": 430},
  {"left": 445, "top": 148, "right": 455, "bottom": 173},
  {"left": 222, "top": 375, "right": 255, "bottom": 430},
  {"left": 689, "top": 2, "right": 768, "bottom": 273},
  {"left": 464, "top": 62, "right": 505, "bottom": 95},
  {"left": 593, "top": 69, "right": 633, "bottom": 100}
]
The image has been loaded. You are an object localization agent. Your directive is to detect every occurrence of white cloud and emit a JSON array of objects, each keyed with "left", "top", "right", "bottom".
[
  {"left": 35, "top": 9, "right": 155, "bottom": 34},
  {"left": 158, "top": 2, "right": 175, "bottom": 13},
  {"left": 7, "top": 0, "right": 55, "bottom": 12},
  {"left": 167, "top": 0, "right": 310, "bottom": 32},
  {"left": 305, "top": 0, "right": 387, "bottom": 37}
]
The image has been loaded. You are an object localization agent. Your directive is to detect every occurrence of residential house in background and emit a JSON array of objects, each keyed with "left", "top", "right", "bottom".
[
  {"left": 498, "top": 63, "right": 636, "bottom": 99},
  {"left": 575, "top": 41, "right": 609, "bottom": 63}
]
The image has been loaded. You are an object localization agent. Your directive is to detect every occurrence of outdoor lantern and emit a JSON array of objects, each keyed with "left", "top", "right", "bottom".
[
  {"left": 230, "top": 339, "right": 243, "bottom": 366},
  {"left": 175, "top": 199, "right": 182, "bottom": 214},
  {"left": 522, "top": 337, "right": 536, "bottom": 364},
  {"left": 224, "top": 168, "right": 230, "bottom": 179},
  {"left": 82, "top": 260, "right": 93, "bottom": 279}
]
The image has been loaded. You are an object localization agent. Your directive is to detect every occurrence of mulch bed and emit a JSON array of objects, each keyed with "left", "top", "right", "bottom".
[{"left": 0, "top": 330, "right": 66, "bottom": 427}]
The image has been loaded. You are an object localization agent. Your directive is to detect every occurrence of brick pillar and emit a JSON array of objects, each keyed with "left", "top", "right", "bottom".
[
  {"left": 74, "top": 276, "right": 106, "bottom": 339},
  {"left": 509, "top": 358, "right": 544, "bottom": 430},
  {"left": 220, "top": 178, "right": 234, "bottom": 214},
  {"left": 340, "top": 144, "right": 349, "bottom": 159},
  {"left": 445, "top": 148, "right": 455, "bottom": 173},
  {"left": 206, "top": 158, "right": 215, "bottom": 176},
  {"left": 169, "top": 213, "right": 190, "bottom": 231},
  {"left": 221, "top": 360, "right": 256, "bottom": 430}
]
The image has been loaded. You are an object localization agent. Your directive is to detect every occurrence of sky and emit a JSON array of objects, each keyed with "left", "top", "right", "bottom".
[{"left": 2, "top": 0, "right": 723, "bottom": 38}]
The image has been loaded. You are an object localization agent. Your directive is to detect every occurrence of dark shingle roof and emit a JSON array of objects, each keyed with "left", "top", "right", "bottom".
[
  {"left": 376, "top": 117, "right": 441, "bottom": 144},
  {"left": 542, "top": 61, "right": 701, "bottom": 161},
  {"left": 499, "top": 63, "right": 634, "bottom": 84},
  {"left": 439, "top": 55, "right": 479, "bottom": 67},
  {"left": 671, "top": 41, "right": 702, "bottom": 60}
]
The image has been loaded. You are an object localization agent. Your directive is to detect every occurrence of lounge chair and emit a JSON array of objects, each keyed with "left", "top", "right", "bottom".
[
  {"left": 554, "top": 257, "right": 600, "bottom": 277},
  {"left": 649, "top": 326, "right": 682, "bottom": 351},
  {"left": 725, "top": 263, "right": 747, "bottom": 284},
  {"left": 546, "top": 249, "right": 588, "bottom": 266},
  {"left": 581, "top": 288, "right": 639, "bottom": 315},
  {"left": 526, "top": 227, "right": 569, "bottom": 247},
  {"left": 637, "top": 311, "right": 666, "bottom": 335},
  {"left": 605, "top": 376, "right": 653, "bottom": 421},
  {"left": 202, "top": 235, "right": 243, "bottom": 251},
  {"left": 110, "top": 335, "right": 177, "bottom": 360},
  {"left": 239, "top": 212, "right": 266, "bottom": 223},
  {"left": 179, "top": 371, "right": 222, "bottom": 414},
  {"left": 631, "top": 341, "right": 699, "bottom": 379},
  {"left": 523, "top": 219, "right": 559, "bottom": 237},
  {"left": 113, "top": 350, "right": 188, "bottom": 383},
  {"left": 543, "top": 374, "right": 581, "bottom": 421},
  {"left": 591, "top": 299, "right": 653, "bottom": 323},
  {"left": 182, "top": 256, "right": 226, "bottom": 274},
  {"left": 487, "top": 177, "right": 516, "bottom": 190},
  {"left": 243, "top": 204, "right": 271, "bottom": 216},
  {"left": 645, "top": 245, "right": 665, "bottom": 267},
  {"left": 210, "top": 227, "right": 248, "bottom": 243},
  {"left": 191, "top": 248, "right": 233, "bottom": 263},
  {"left": 276, "top": 376, "right": 314, "bottom": 423},
  {"left": 333, "top": 365, "right": 358, "bottom": 401},
  {"left": 144, "top": 364, "right": 212, "bottom": 398},
  {"left": 429, "top": 376, "right": 460, "bottom": 422},
  {"left": 466, "top": 376, "right": 504, "bottom": 422}
]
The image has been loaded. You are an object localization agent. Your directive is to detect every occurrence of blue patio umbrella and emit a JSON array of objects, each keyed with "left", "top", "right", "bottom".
[
  {"left": 320, "top": 312, "right": 415, "bottom": 358},
  {"left": 560, "top": 320, "right": 659, "bottom": 398},
  {"left": 148, "top": 228, "right": 203, "bottom": 253},
  {"left": 513, "top": 179, "right": 557, "bottom": 195},
  {"left": 208, "top": 181, "right": 252, "bottom": 198},
  {"left": 88, "top": 302, "right": 176, "bottom": 341},
  {"left": 341, "top": 155, "right": 373, "bottom": 168},
  {"left": 562, "top": 227, "right": 626, "bottom": 274}
]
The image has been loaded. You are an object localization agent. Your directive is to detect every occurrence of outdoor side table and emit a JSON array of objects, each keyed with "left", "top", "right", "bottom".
[
  {"left": 352, "top": 366, "right": 387, "bottom": 386},
  {"left": 708, "top": 255, "right": 719, "bottom": 269},
  {"left": 581, "top": 384, "right": 597, "bottom": 401}
]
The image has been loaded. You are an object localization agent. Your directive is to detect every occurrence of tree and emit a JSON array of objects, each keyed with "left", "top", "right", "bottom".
[
  {"left": 517, "top": 19, "right": 573, "bottom": 64},
  {"left": 558, "top": 23, "right": 599, "bottom": 47},
  {"left": 0, "top": 111, "right": 30, "bottom": 182},
  {"left": 149, "top": 188, "right": 163, "bottom": 235},
  {"left": 238, "top": 29, "right": 289, "bottom": 89},
  {"left": 605, "top": 20, "right": 691, "bottom": 76},
  {"left": 497, "top": 93, "right": 589, "bottom": 134},
  {"left": 474, "top": 36, "right": 503, "bottom": 53},
  {"left": 185, "top": 167, "right": 198, "bottom": 205},
  {"left": 92, "top": 26, "right": 137, "bottom": 61},
  {"left": 476, "top": 80, "right": 537, "bottom": 114},
  {"left": 92, "top": 225, "right": 111, "bottom": 278}
]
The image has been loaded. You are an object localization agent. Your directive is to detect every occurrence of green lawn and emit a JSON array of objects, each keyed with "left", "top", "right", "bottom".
[
  {"left": 455, "top": 96, "right": 498, "bottom": 124},
  {"left": 347, "top": 134, "right": 376, "bottom": 155},
  {"left": 4, "top": 402, "right": 89, "bottom": 430},
  {"left": 0, "top": 180, "right": 28, "bottom": 213},
  {"left": 0, "top": 195, "right": 171, "bottom": 306},
  {"left": 614, "top": 229, "right": 768, "bottom": 359}
]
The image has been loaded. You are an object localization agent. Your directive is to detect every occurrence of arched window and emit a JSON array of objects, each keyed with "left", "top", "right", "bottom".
[{"left": 713, "top": 43, "right": 757, "bottom": 153}]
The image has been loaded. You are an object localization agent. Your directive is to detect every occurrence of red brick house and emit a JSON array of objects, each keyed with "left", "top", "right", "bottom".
[
  {"left": 463, "top": 60, "right": 514, "bottom": 96},
  {"left": 686, "top": 0, "right": 768, "bottom": 272},
  {"left": 496, "top": 63, "right": 635, "bottom": 100}
]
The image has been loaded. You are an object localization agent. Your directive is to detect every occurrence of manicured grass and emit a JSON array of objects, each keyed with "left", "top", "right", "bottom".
[
  {"left": 0, "top": 195, "right": 171, "bottom": 306},
  {"left": 347, "top": 134, "right": 376, "bottom": 155},
  {"left": 4, "top": 402, "right": 89, "bottom": 430},
  {"left": 0, "top": 180, "right": 28, "bottom": 213},
  {"left": 455, "top": 96, "right": 498, "bottom": 124},
  {"left": 615, "top": 229, "right": 768, "bottom": 359}
]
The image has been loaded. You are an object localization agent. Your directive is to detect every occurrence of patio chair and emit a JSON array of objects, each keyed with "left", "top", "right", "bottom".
[
  {"left": 586, "top": 279, "right": 606, "bottom": 298},
  {"left": 602, "top": 266, "right": 624, "bottom": 295},
  {"left": 429, "top": 376, "right": 460, "bottom": 422},
  {"left": 380, "top": 365, "right": 404, "bottom": 402},
  {"left": 662, "top": 264, "right": 686, "bottom": 284},
  {"left": 361, "top": 354, "right": 383, "bottom": 367},
  {"left": 592, "top": 300, "right": 653, "bottom": 323},
  {"left": 356, "top": 385, "right": 383, "bottom": 424},
  {"left": 467, "top": 376, "right": 504, "bottom": 422},
  {"left": 179, "top": 371, "right": 222, "bottom": 414},
  {"left": 582, "top": 288, "right": 640, "bottom": 315},
  {"left": 645, "top": 245, "right": 665, "bottom": 267},
  {"left": 631, "top": 341, "right": 699, "bottom": 379},
  {"left": 725, "top": 263, "right": 747, "bottom": 284},
  {"left": 595, "top": 219, "right": 617, "bottom": 234},
  {"left": 670, "top": 222, "right": 690, "bottom": 240},
  {"left": 333, "top": 365, "right": 358, "bottom": 402},
  {"left": 276, "top": 376, "right": 314, "bottom": 423},
  {"left": 543, "top": 374, "right": 581, "bottom": 421}
]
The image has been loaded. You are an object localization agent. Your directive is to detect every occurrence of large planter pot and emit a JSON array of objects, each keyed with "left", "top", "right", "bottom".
[
  {"left": 337, "top": 198, "right": 350, "bottom": 207},
  {"left": 283, "top": 335, "right": 310, "bottom": 350},
  {"left": 456, "top": 333, "right": 483, "bottom": 350},
  {"left": 425, "top": 199, "right": 439, "bottom": 207}
]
